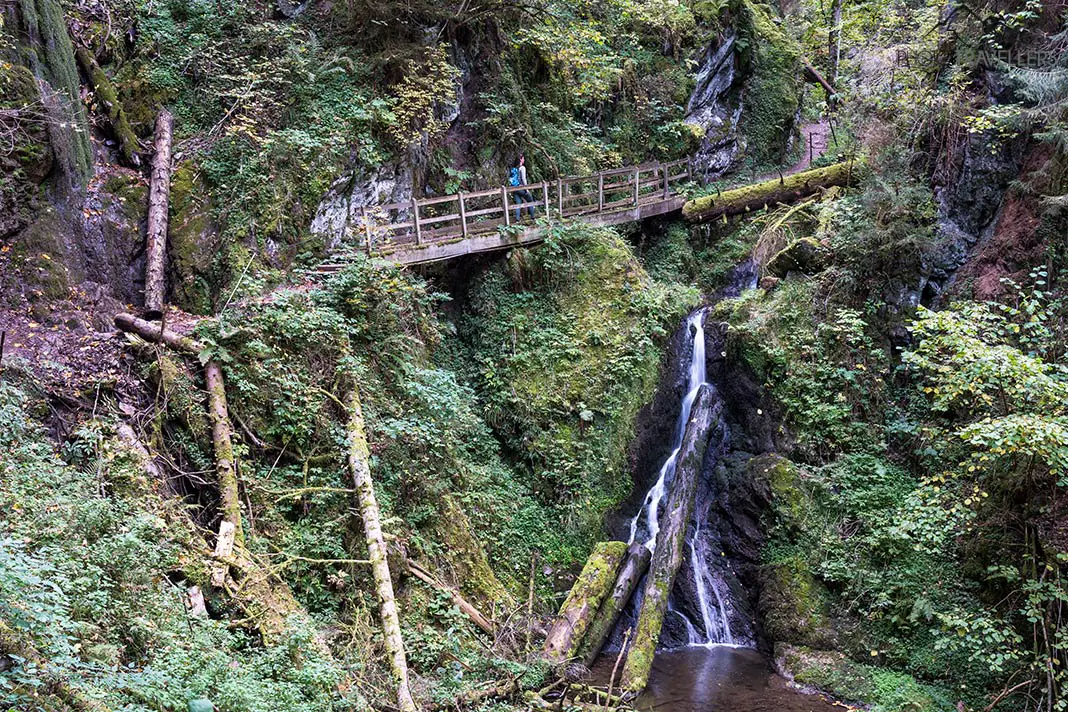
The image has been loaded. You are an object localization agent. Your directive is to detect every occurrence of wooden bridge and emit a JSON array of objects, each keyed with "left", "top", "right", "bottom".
[{"left": 318, "top": 158, "right": 694, "bottom": 269}]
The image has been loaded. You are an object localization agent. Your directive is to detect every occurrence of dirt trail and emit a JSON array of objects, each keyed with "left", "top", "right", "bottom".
[{"left": 787, "top": 120, "right": 832, "bottom": 174}]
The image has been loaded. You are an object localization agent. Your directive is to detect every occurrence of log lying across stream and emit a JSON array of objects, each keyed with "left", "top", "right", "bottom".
[
  {"left": 681, "top": 160, "right": 856, "bottom": 224},
  {"left": 577, "top": 543, "right": 651, "bottom": 666},
  {"left": 544, "top": 541, "right": 629, "bottom": 664},
  {"left": 621, "top": 385, "right": 718, "bottom": 692}
]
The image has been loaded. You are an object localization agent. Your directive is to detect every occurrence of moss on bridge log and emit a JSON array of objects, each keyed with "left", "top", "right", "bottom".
[{"left": 681, "top": 161, "right": 856, "bottom": 224}]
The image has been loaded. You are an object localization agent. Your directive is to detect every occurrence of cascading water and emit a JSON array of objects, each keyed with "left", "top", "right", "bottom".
[
  {"left": 626, "top": 308, "right": 741, "bottom": 648},
  {"left": 628, "top": 309, "right": 706, "bottom": 550}
]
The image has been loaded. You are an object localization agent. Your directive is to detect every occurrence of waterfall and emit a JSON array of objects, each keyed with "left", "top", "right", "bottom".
[
  {"left": 627, "top": 308, "right": 741, "bottom": 648},
  {"left": 628, "top": 309, "right": 706, "bottom": 549}
]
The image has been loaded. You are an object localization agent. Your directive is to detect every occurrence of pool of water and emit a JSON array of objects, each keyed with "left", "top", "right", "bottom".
[{"left": 593, "top": 646, "right": 841, "bottom": 712}]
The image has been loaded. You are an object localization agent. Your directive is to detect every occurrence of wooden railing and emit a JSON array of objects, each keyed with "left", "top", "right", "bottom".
[{"left": 352, "top": 158, "right": 694, "bottom": 258}]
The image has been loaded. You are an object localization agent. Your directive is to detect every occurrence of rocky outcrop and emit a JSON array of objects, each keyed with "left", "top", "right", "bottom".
[
  {"left": 685, "top": 31, "right": 744, "bottom": 181},
  {"left": 766, "top": 237, "right": 825, "bottom": 277},
  {"left": 310, "top": 162, "right": 415, "bottom": 249}
]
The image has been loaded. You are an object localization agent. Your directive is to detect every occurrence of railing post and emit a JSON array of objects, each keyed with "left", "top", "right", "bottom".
[
  {"left": 597, "top": 172, "right": 604, "bottom": 212},
  {"left": 557, "top": 179, "right": 563, "bottom": 216},
  {"left": 662, "top": 164, "right": 669, "bottom": 200},
  {"left": 542, "top": 182, "right": 549, "bottom": 215},
  {"left": 361, "top": 206, "right": 372, "bottom": 255},
  {"left": 411, "top": 197, "right": 422, "bottom": 245},
  {"left": 501, "top": 186, "right": 510, "bottom": 226},
  {"left": 458, "top": 192, "right": 468, "bottom": 239},
  {"left": 633, "top": 167, "right": 640, "bottom": 207}
]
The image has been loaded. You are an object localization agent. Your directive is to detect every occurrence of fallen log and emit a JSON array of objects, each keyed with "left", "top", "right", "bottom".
[
  {"left": 544, "top": 541, "right": 628, "bottom": 664},
  {"left": 407, "top": 560, "right": 495, "bottom": 636},
  {"left": 345, "top": 387, "right": 417, "bottom": 712},
  {"left": 621, "top": 386, "right": 718, "bottom": 693},
  {"left": 576, "top": 543, "right": 651, "bottom": 666},
  {"left": 114, "top": 312, "right": 201, "bottom": 353},
  {"left": 144, "top": 109, "right": 174, "bottom": 319},
  {"left": 802, "top": 57, "right": 839, "bottom": 106},
  {"left": 74, "top": 46, "right": 140, "bottom": 166},
  {"left": 681, "top": 161, "right": 856, "bottom": 224}
]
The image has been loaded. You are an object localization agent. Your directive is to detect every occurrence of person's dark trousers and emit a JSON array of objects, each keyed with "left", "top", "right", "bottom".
[{"left": 513, "top": 190, "right": 536, "bottom": 221}]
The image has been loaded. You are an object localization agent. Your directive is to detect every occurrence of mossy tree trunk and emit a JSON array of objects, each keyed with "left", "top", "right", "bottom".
[
  {"left": 543, "top": 541, "right": 628, "bottom": 664},
  {"left": 577, "top": 543, "right": 651, "bottom": 666},
  {"left": 345, "top": 387, "right": 417, "bottom": 712},
  {"left": 74, "top": 46, "right": 140, "bottom": 167},
  {"left": 144, "top": 110, "right": 173, "bottom": 319},
  {"left": 682, "top": 161, "right": 856, "bottom": 224},
  {"left": 828, "top": 0, "right": 843, "bottom": 82},
  {"left": 622, "top": 385, "right": 717, "bottom": 693}
]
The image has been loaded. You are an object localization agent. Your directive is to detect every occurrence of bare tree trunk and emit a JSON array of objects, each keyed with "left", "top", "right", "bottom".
[
  {"left": 114, "top": 312, "right": 201, "bottom": 352},
  {"left": 543, "top": 541, "right": 628, "bottom": 664},
  {"left": 345, "top": 387, "right": 417, "bottom": 712},
  {"left": 143, "top": 109, "right": 173, "bottom": 319},
  {"left": 828, "top": 0, "right": 843, "bottom": 82},
  {"left": 622, "top": 386, "right": 717, "bottom": 693},
  {"left": 407, "top": 560, "right": 495, "bottom": 636},
  {"left": 577, "top": 543, "right": 651, "bottom": 666},
  {"left": 682, "top": 161, "right": 856, "bottom": 224},
  {"left": 802, "top": 58, "right": 839, "bottom": 107}
]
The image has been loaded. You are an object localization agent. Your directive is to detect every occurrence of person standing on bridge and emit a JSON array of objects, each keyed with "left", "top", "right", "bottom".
[{"left": 510, "top": 154, "right": 536, "bottom": 222}]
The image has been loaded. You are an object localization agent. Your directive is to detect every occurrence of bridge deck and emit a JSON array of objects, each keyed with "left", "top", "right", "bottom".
[{"left": 318, "top": 158, "right": 693, "bottom": 269}]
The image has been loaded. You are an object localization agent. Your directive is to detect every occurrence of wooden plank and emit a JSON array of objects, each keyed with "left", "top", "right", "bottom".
[
  {"left": 633, "top": 167, "right": 640, "bottom": 206},
  {"left": 459, "top": 193, "right": 468, "bottom": 238},
  {"left": 501, "top": 186, "right": 510, "bottom": 227},
  {"left": 598, "top": 173, "right": 604, "bottom": 212},
  {"left": 662, "top": 164, "right": 669, "bottom": 199},
  {"left": 466, "top": 206, "right": 504, "bottom": 219},
  {"left": 557, "top": 179, "right": 563, "bottom": 215},
  {"left": 411, "top": 198, "right": 422, "bottom": 245},
  {"left": 418, "top": 213, "right": 462, "bottom": 227},
  {"left": 419, "top": 194, "right": 460, "bottom": 207},
  {"left": 542, "top": 182, "right": 549, "bottom": 214}
]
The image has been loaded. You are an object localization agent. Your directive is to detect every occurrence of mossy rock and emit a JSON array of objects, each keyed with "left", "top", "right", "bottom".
[
  {"left": 169, "top": 161, "right": 221, "bottom": 314},
  {"left": 0, "top": 64, "right": 53, "bottom": 184},
  {"left": 433, "top": 495, "right": 514, "bottom": 607},
  {"left": 766, "top": 238, "right": 824, "bottom": 278},
  {"left": 748, "top": 454, "right": 810, "bottom": 526},
  {"left": 8, "top": 208, "right": 79, "bottom": 300},
  {"left": 758, "top": 553, "right": 839, "bottom": 649},
  {"left": 775, "top": 643, "right": 955, "bottom": 712}
]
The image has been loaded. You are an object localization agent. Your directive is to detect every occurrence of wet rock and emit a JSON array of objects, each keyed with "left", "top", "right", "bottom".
[
  {"left": 685, "top": 31, "right": 744, "bottom": 180},
  {"left": 759, "top": 275, "right": 781, "bottom": 291},
  {"left": 766, "top": 237, "right": 824, "bottom": 278}
]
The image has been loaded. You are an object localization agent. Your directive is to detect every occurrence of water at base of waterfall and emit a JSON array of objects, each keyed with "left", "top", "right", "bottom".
[{"left": 626, "top": 307, "right": 737, "bottom": 648}]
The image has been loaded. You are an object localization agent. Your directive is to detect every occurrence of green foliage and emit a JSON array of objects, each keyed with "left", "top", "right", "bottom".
[{"left": 457, "top": 224, "right": 698, "bottom": 540}]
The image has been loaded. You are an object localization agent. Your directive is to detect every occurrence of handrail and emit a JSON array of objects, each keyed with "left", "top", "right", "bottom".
[{"left": 354, "top": 156, "right": 697, "bottom": 257}]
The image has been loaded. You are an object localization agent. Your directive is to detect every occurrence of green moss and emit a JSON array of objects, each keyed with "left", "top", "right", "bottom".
[
  {"left": 736, "top": 0, "right": 802, "bottom": 166},
  {"left": 766, "top": 237, "right": 825, "bottom": 277},
  {"left": 682, "top": 161, "right": 853, "bottom": 221},
  {"left": 75, "top": 46, "right": 140, "bottom": 165},
  {"left": 168, "top": 161, "right": 221, "bottom": 314},
  {"left": 776, "top": 644, "right": 955, "bottom": 712},
  {"left": 17, "top": 0, "right": 93, "bottom": 181},
  {"left": 9, "top": 208, "right": 77, "bottom": 299},
  {"left": 434, "top": 496, "right": 513, "bottom": 607}
]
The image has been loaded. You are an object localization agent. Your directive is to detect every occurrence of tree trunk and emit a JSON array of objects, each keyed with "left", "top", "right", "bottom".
[
  {"left": 543, "top": 541, "right": 628, "bottom": 664},
  {"left": 114, "top": 312, "right": 201, "bottom": 353},
  {"left": 577, "top": 543, "right": 651, "bottom": 666},
  {"left": 205, "top": 359, "right": 244, "bottom": 550},
  {"left": 74, "top": 46, "right": 140, "bottom": 167},
  {"left": 143, "top": 109, "right": 173, "bottom": 319},
  {"left": 682, "top": 161, "right": 856, "bottom": 224},
  {"left": 802, "top": 58, "right": 838, "bottom": 107},
  {"left": 622, "top": 386, "right": 717, "bottom": 693},
  {"left": 828, "top": 0, "right": 843, "bottom": 82},
  {"left": 346, "top": 387, "right": 417, "bottom": 712}
]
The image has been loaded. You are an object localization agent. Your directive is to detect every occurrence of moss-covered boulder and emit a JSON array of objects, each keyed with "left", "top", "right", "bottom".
[
  {"left": 749, "top": 454, "right": 811, "bottom": 527},
  {"left": 168, "top": 161, "right": 222, "bottom": 314},
  {"left": 759, "top": 553, "right": 840, "bottom": 649},
  {"left": 775, "top": 643, "right": 955, "bottom": 712},
  {"left": 433, "top": 495, "right": 514, "bottom": 607},
  {"left": 766, "top": 237, "right": 825, "bottom": 278}
]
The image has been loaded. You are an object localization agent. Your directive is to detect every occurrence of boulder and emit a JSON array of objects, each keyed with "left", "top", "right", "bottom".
[{"left": 766, "top": 237, "right": 825, "bottom": 278}]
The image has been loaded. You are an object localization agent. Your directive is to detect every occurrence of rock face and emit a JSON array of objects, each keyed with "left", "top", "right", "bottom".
[
  {"left": 685, "top": 31, "right": 744, "bottom": 181},
  {"left": 310, "top": 162, "right": 415, "bottom": 249}
]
